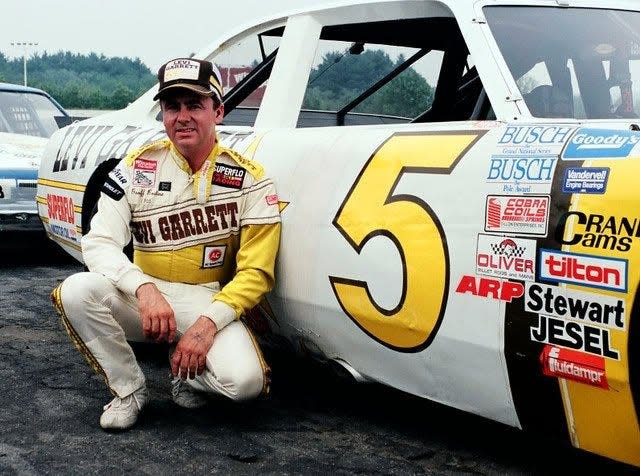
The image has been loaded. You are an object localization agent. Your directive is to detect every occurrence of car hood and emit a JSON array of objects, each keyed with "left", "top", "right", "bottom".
[{"left": 0, "top": 132, "right": 47, "bottom": 170}]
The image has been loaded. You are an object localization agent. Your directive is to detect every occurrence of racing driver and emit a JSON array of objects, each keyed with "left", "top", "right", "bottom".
[{"left": 51, "top": 57, "right": 281, "bottom": 430}]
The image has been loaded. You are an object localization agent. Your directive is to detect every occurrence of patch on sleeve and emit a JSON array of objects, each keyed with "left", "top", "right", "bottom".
[
  {"left": 212, "top": 163, "right": 245, "bottom": 189},
  {"left": 102, "top": 177, "right": 125, "bottom": 200},
  {"left": 203, "top": 245, "right": 226, "bottom": 268},
  {"left": 265, "top": 194, "right": 278, "bottom": 205},
  {"left": 107, "top": 165, "right": 130, "bottom": 188}
]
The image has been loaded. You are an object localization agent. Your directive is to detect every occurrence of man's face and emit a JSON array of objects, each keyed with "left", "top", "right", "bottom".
[{"left": 160, "top": 90, "right": 224, "bottom": 159}]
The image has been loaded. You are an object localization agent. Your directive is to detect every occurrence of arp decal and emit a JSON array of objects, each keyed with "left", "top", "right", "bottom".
[
  {"left": 555, "top": 211, "right": 637, "bottom": 252},
  {"left": 562, "top": 167, "right": 609, "bottom": 194},
  {"left": 485, "top": 195, "right": 549, "bottom": 236},
  {"left": 330, "top": 131, "right": 484, "bottom": 351},
  {"left": 476, "top": 234, "right": 536, "bottom": 281},
  {"left": 561, "top": 127, "right": 640, "bottom": 160},
  {"left": 538, "top": 249, "right": 628, "bottom": 293},
  {"left": 455, "top": 275, "right": 524, "bottom": 302},
  {"left": 540, "top": 345, "right": 608, "bottom": 389}
]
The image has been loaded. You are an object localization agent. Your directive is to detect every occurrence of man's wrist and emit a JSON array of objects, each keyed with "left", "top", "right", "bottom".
[{"left": 198, "top": 315, "right": 218, "bottom": 334}]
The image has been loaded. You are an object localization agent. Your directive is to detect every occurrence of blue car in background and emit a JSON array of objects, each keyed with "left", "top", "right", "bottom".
[{"left": 0, "top": 82, "right": 70, "bottom": 232}]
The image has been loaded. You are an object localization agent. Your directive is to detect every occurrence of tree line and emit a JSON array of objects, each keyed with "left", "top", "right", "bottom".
[{"left": 0, "top": 51, "right": 156, "bottom": 109}]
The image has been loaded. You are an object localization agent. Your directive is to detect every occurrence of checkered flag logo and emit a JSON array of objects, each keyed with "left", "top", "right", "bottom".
[{"left": 491, "top": 238, "right": 525, "bottom": 257}]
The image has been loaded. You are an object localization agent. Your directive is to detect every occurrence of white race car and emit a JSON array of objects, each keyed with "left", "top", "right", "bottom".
[
  {"left": 37, "top": 0, "right": 640, "bottom": 467},
  {"left": 0, "top": 82, "right": 70, "bottom": 232}
]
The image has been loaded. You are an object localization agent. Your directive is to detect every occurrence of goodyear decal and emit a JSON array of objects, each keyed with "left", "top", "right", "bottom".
[{"left": 561, "top": 128, "right": 640, "bottom": 160}]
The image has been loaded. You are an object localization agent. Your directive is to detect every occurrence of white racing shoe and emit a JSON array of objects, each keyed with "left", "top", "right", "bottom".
[
  {"left": 171, "top": 376, "right": 207, "bottom": 409},
  {"left": 99, "top": 387, "right": 149, "bottom": 430}
]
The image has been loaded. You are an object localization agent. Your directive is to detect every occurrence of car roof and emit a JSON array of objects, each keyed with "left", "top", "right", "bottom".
[{"left": 0, "top": 82, "right": 53, "bottom": 95}]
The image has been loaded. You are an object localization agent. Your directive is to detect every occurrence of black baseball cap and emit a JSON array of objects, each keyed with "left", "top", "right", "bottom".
[{"left": 153, "top": 58, "right": 223, "bottom": 101}]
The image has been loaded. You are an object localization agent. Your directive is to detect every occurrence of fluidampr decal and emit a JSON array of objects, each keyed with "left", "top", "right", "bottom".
[{"left": 540, "top": 345, "right": 609, "bottom": 389}]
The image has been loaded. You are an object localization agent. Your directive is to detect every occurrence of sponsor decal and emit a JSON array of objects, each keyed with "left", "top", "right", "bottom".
[
  {"left": 158, "top": 181, "right": 172, "bottom": 192},
  {"left": 555, "top": 211, "right": 636, "bottom": 252},
  {"left": 212, "top": 163, "right": 245, "bottom": 189},
  {"left": 531, "top": 315, "right": 619, "bottom": 359},
  {"left": 486, "top": 157, "right": 557, "bottom": 194},
  {"left": 540, "top": 345, "right": 609, "bottom": 388},
  {"left": 131, "top": 202, "right": 239, "bottom": 245},
  {"left": 108, "top": 166, "right": 129, "bottom": 187},
  {"left": 49, "top": 223, "right": 78, "bottom": 242},
  {"left": 53, "top": 125, "right": 165, "bottom": 173},
  {"left": 265, "top": 194, "right": 278, "bottom": 206},
  {"left": 203, "top": 245, "right": 226, "bottom": 268},
  {"left": 498, "top": 125, "right": 574, "bottom": 145},
  {"left": 476, "top": 234, "right": 536, "bottom": 281},
  {"left": 562, "top": 167, "right": 609, "bottom": 194},
  {"left": 485, "top": 195, "right": 549, "bottom": 235},
  {"left": 47, "top": 194, "right": 75, "bottom": 224},
  {"left": 455, "top": 275, "right": 524, "bottom": 302},
  {"left": 132, "top": 158, "right": 157, "bottom": 187},
  {"left": 538, "top": 249, "right": 628, "bottom": 292},
  {"left": 164, "top": 59, "right": 201, "bottom": 82},
  {"left": 561, "top": 127, "right": 640, "bottom": 160},
  {"left": 102, "top": 177, "right": 125, "bottom": 201},
  {"left": 525, "top": 282, "right": 625, "bottom": 330}
]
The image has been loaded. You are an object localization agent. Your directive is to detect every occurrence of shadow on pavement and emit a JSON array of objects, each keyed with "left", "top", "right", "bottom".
[{"left": 0, "top": 230, "right": 78, "bottom": 266}]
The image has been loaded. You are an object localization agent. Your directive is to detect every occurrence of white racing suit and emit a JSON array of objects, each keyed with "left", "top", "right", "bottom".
[{"left": 51, "top": 138, "right": 281, "bottom": 400}]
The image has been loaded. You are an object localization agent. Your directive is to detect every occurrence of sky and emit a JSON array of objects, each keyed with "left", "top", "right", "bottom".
[{"left": 1, "top": 0, "right": 329, "bottom": 72}]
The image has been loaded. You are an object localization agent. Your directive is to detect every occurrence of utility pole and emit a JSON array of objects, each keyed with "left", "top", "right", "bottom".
[{"left": 10, "top": 42, "right": 38, "bottom": 86}]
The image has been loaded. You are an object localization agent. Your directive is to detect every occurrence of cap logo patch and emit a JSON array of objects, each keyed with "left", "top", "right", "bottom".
[{"left": 164, "top": 59, "right": 201, "bottom": 81}]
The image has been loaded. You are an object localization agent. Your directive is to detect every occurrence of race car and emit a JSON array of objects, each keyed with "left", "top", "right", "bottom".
[
  {"left": 0, "top": 82, "right": 70, "bottom": 232},
  {"left": 36, "top": 0, "right": 640, "bottom": 467}
]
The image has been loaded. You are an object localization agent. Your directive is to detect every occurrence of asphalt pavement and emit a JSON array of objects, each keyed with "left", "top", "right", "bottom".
[{"left": 1, "top": 235, "right": 638, "bottom": 475}]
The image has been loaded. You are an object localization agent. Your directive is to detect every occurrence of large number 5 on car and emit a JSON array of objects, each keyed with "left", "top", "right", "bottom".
[{"left": 330, "top": 132, "right": 482, "bottom": 351}]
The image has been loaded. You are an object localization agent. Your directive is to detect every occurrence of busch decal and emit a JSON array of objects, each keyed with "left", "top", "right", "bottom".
[
  {"left": 487, "top": 157, "right": 557, "bottom": 194},
  {"left": 476, "top": 234, "right": 536, "bottom": 281},
  {"left": 538, "top": 249, "right": 628, "bottom": 292},
  {"left": 498, "top": 125, "right": 574, "bottom": 145},
  {"left": 561, "top": 128, "right": 640, "bottom": 160},
  {"left": 485, "top": 195, "right": 549, "bottom": 235},
  {"left": 562, "top": 167, "right": 609, "bottom": 194}
]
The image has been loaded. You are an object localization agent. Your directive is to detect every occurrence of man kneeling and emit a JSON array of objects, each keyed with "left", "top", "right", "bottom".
[{"left": 51, "top": 57, "right": 281, "bottom": 430}]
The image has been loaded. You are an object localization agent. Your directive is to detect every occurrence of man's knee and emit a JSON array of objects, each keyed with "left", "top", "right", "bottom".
[
  {"left": 223, "top": 364, "right": 265, "bottom": 401},
  {"left": 59, "top": 272, "right": 113, "bottom": 320}
]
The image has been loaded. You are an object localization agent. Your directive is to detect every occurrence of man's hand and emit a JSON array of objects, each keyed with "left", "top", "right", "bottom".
[
  {"left": 171, "top": 316, "right": 217, "bottom": 380},
  {"left": 136, "top": 282, "right": 177, "bottom": 343}
]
